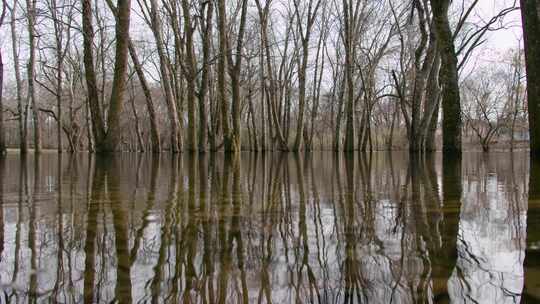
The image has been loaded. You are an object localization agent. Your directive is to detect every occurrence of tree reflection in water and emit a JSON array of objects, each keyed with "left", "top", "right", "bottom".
[{"left": 0, "top": 152, "right": 531, "bottom": 303}]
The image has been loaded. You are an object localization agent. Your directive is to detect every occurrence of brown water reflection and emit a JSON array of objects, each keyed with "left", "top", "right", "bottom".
[{"left": 0, "top": 152, "right": 533, "bottom": 303}]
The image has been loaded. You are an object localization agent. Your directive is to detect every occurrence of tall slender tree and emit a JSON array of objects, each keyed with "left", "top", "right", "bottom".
[
  {"left": 341, "top": 0, "right": 362, "bottom": 152},
  {"left": 292, "top": 0, "right": 322, "bottom": 151},
  {"left": 26, "top": 0, "right": 41, "bottom": 153}
]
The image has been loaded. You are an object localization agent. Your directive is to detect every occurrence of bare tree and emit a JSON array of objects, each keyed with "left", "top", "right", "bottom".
[
  {"left": 291, "top": 0, "right": 322, "bottom": 151},
  {"left": 82, "top": 0, "right": 132, "bottom": 153},
  {"left": 341, "top": 0, "right": 363, "bottom": 152},
  {"left": 462, "top": 71, "right": 506, "bottom": 152},
  {"left": 26, "top": 0, "right": 41, "bottom": 152}
]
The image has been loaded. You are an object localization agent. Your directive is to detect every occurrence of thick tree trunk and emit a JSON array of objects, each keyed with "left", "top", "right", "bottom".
[
  {"left": 82, "top": 0, "right": 106, "bottom": 148},
  {"left": 431, "top": 0, "right": 462, "bottom": 155},
  {"left": 342, "top": 0, "right": 357, "bottom": 152},
  {"left": 101, "top": 0, "right": 131, "bottom": 152},
  {"left": 217, "top": 0, "right": 232, "bottom": 151},
  {"left": 520, "top": 0, "right": 540, "bottom": 155},
  {"left": 82, "top": 0, "right": 131, "bottom": 153},
  {"left": 425, "top": 99, "right": 440, "bottom": 152},
  {"left": 228, "top": 0, "right": 249, "bottom": 153}
]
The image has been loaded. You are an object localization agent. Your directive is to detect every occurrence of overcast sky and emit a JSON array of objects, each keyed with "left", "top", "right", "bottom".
[
  {"left": 472, "top": 0, "right": 523, "bottom": 60},
  {"left": 0, "top": 0, "right": 526, "bottom": 85}
]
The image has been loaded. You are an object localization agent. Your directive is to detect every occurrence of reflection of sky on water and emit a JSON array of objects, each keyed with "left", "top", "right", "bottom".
[
  {"left": 449, "top": 174, "right": 526, "bottom": 304},
  {"left": 0, "top": 152, "right": 530, "bottom": 303}
]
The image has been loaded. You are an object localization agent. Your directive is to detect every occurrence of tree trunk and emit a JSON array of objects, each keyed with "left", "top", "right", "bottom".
[
  {"left": 85, "top": 100, "right": 94, "bottom": 152},
  {"left": 333, "top": 73, "right": 345, "bottom": 151},
  {"left": 255, "top": 0, "right": 289, "bottom": 151},
  {"left": 129, "top": 91, "right": 144, "bottom": 152},
  {"left": 342, "top": 0, "right": 357, "bottom": 152},
  {"left": 127, "top": 40, "right": 161, "bottom": 152},
  {"left": 101, "top": 0, "right": 131, "bottom": 152},
  {"left": 148, "top": 0, "right": 180, "bottom": 153},
  {"left": 520, "top": 0, "right": 540, "bottom": 156},
  {"left": 0, "top": 39, "right": 5, "bottom": 155},
  {"left": 197, "top": 0, "right": 213, "bottom": 153},
  {"left": 181, "top": 0, "right": 198, "bottom": 153},
  {"left": 26, "top": 0, "right": 41, "bottom": 153},
  {"left": 308, "top": 27, "right": 325, "bottom": 151},
  {"left": 82, "top": 0, "right": 106, "bottom": 149},
  {"left": 10, "top": 2, "right": 27, "bottom": 154},
  {"left": 51, "top": 0, "right": 65, "bottom": 153},
  {"left": 247, "top": 86, "right": 258, "bottom": 151},
  {"left": 292, "top": 2, "right": 318, "bottom": 152},
  {"left": 228, "top": 0, "right": 249, "bottom": 153},
  {"left": 82, "top": 0, "right": 131, "bottom": 153},
  {"left": 217, "top": 0, "right": 232, "bottom": 151},
  {"left": 431, "top": 0, "right": 462, "bottom": 155}
]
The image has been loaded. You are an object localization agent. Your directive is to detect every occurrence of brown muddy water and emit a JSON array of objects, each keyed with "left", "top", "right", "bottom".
[{"left": 0, "top": 152, "right": 537, "bottom": 303}]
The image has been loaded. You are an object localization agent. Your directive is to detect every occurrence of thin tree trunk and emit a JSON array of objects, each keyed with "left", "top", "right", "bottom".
[
  {"left": 50, "top": 0, "right": 68, "bottom": 153},
  {"left": 247, "top": 85, "right": 258, "bottom": 151},
  {"left": 148, "top": 0, "right": 180, "bottom": 153},
  {"left": 26, "top": 0, "right": 41, "bottom": 153},
  {"left": 181, "top": 0, "right": 198, "bottom": 152},
  {"left": 129, "top": 85, "right": 144, "bottom": 152},
  {"left": 127, "top": 40, "right": 161, "bottom": 152},
  {"left": 308, "top": 25, "right": 326, "bottom": 151},
  {"left": 10, "top": 1, "right": 27, "bottom": 154},
  {"left": 255, "top": 0, "right": 289, "bottom": 151},
  {"left": 197, "top": 0, "right": 213, "bottom": 153},
  {"left": 291, "top": 0, "right": 321, "bottom": 151},
  {"left": 85, "top": 100, "right": 94, "bottom": 152},
  {"left": 333, "top": 73, "right": 345, "bottom": 151}
]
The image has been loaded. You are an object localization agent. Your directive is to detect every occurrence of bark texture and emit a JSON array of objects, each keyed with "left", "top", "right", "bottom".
[
  {"left": 431, "top": 0, "right": 462, "bottom": 155},
  {"left": 521, "top": 0, "right": 540, "bottom": 155}
]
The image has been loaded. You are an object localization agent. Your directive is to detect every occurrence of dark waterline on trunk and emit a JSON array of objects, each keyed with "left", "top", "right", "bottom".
[{"left": 0, "top": 151, "right": 534, "bottom": 303}]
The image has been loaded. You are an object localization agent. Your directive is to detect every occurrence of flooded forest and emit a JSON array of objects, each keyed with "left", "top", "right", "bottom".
[
  {"left": 0, "top": 152, "right": 536, "bottom": 303},
  {"left": 1, "top": 0, "right": 540, "bottom": 303}
]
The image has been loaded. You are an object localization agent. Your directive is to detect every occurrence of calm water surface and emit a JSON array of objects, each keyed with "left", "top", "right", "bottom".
[{"left": 0, "top": 152, "right": 537, "bottom": 303}]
